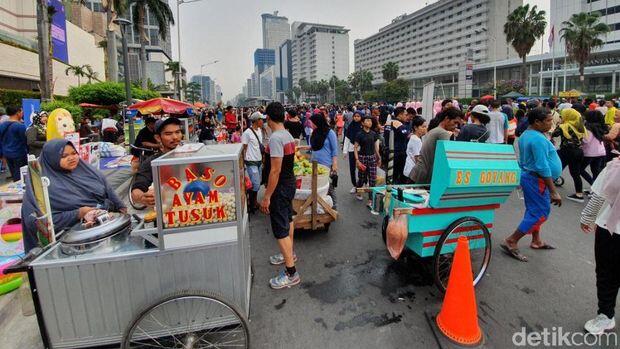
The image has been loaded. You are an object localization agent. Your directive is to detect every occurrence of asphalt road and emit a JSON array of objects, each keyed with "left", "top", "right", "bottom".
[{"left": 4, "top": 162, "right": 617, "bottom": 348}]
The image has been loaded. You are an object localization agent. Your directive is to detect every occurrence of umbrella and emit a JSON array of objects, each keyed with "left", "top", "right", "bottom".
[
  {"left": 558, "top": 89, "right": 583, "bottom": 98},
  {"left": 501, "top": 91, "right": 524, "bottom": 98},
  {"left": 194, "top": 102, "right": 206, "bottom": 108},
  {"left": 128, "top": 98, "right": 194, "bottom": 115},
  {"left": 480, "top": 95, "right": 494, "bottom": 102}
]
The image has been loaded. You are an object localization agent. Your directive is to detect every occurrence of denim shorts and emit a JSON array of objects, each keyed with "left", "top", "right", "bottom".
[{"left": 246, "top": 163, "right": 262, "bottom": 192}]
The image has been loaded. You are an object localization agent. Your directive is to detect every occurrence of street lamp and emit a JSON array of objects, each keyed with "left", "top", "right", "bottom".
[
  {"left": 200, "top": 60, "right": 219, "bottom": 102},
  {"left": 476, "top": 27, "right": 497, "bottom": 99},
  {"left": 113, "top": 18, "right": 136, "bottom": 144},
  {"left": 176, "top": 0, "right": 204, "bottom": 101}
]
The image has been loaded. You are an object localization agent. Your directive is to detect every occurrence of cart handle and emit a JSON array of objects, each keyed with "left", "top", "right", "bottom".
[{"left": 3, "top": 247, "right": 43, "bottom": 274}]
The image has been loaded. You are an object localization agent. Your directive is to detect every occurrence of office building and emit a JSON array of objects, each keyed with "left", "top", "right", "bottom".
[
  {"left": 254, "top": 48, "right": 276, "bottom": 75},
  {"left": 354, "top": 0, "right": 521, "bottom": 98},
  {"left": 262, "top": 12, "right": 291, "bottom": 50},
  {"left": 191, "top": 75, "right": 219, "bottom": 103},
  {"left": 551, "top": 0, "right": 620, "bottom": 49},
  {"left": 291, "top": 22, "right": 350, "bottom": 86},
  {"left": 277, "top": 39, "right": 293, "bottom": 92},
  {"left": 260, "top": 65, "right": 276, "bottom": 100}
]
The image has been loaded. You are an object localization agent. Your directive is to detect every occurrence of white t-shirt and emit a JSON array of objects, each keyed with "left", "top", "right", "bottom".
[
  {"left": 486, "top": 110, "right": 507, "bottom": 144},
  {"left": 591, "top": 166, "right": 620, "bottom": 235},
  {"left": 241, "top": 127, "right": 263, "bottom": 161},
  {"left": 404, "top": 134, "right": 422, "bottom": 178}
]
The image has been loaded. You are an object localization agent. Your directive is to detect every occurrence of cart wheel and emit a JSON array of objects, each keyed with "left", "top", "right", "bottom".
[
  {"left": 381, "top": 215, "right": 390, "bottom": 245},
  {"left": 122, "top": 290, "right": 249, "bottom": 349},
  {"left": 432, "top": 217, "right": 491, "bottom": 293},
  {"left": 554, "top": 176, "right": 565, "bottom": 187},
  {"left": 128, "top": 176, "right": 147, "bottom": 211}
]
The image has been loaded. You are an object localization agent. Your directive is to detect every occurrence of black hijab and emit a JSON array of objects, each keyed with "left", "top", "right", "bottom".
[
  {"left": 345, "top": 113, "right": 362, "bottom": 142},
  {"left": 584, "top": 110, "right": 607, "bottom": 142},
  {"left": 310, "top": 113, "right": 330, "bottom": 151}
]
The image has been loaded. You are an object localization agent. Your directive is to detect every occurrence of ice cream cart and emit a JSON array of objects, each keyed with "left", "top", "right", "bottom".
[
  {"left": 7, "top": 143, "right": 251, "bottom": 348},
  {"left": 372, "top": 141, "right": 520, "bottom": 292}
]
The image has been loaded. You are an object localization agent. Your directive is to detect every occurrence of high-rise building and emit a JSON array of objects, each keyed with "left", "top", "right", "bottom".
[
  {"left": 354, "top": 0, "right": 521, "bottom": 97},
  {"left": 254, "top": 48, "right": 276, "bottom": 75},
  {"left": 190, "top": 75, "right": 217, "bottom": 103},
  {"left": 262, "top": 12, "right": 291, "bottom": 50},
  {"left": 277, "top": 39, "right": 293, "bottom": 92},
  {"left": 551, "top": 0, "right": 620, "bottom": 50},
  {"left": 291, "top": 22, "right": 350, "bottom": 86}
]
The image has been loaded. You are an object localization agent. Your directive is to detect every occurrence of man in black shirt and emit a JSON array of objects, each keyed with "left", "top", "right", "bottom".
[
  {"left": 284, "top": 109, "right": 304, "bottom": 141},
  {"left": 383, "top": 107, "right": 411, "bottom": 184},
  {"left": 131, "top": 117, "right": 158, "bottom": 157},
  {"left": 131, "top": 118, "right": 183, "bottom": 207}
]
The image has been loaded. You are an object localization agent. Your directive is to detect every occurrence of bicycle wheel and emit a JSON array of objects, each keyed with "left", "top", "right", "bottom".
[
  {"left": 128, "top": 176, "right": 147, "bottom": 210},
  {"left": 432, "top": 217, "right": 491, "bottom": 293},
  {"left": 122, "top": 290, "right": 249, "bottom": 349}
]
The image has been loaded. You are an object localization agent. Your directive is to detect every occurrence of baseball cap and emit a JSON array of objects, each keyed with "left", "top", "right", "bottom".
[
  {"left": 471, "top": 105, "right": 489, "bottom": 115},
  {"left": 154, "top": 117, "right": 182, "bottom": 134},
  {"left": 250, "top": 111, "right": 266, "bottom": 121}
]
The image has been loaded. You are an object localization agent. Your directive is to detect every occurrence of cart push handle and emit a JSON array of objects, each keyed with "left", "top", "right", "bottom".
[{"left": 3, "top": 247, "right": 43, "bottom": 274}]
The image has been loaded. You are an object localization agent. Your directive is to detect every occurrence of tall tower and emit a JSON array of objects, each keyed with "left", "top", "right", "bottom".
[{"left": 262, "top": 12, "right": 291, "bottom": 50}]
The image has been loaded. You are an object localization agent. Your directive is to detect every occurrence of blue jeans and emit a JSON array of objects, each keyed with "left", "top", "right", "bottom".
[{"left": 246, "top": 164, "right": 262, "bottom": 192}]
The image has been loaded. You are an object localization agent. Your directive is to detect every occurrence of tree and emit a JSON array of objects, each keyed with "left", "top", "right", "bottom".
[
  {"left": 298, "top": 78, "right": 310, "bottom": 100},
  {"left": 36, "top": 0, "right": 52, "bottom": 100},
  {"left": 381, "top": 62, "right": 399, "bottom": 82},
  {"left": 83, "top": 65, "right": 101, "bottom": 83},
  {"left": 380, "top": 79, "right": 409, "bottom": 104},
  {"left": 65, "top": 65, "right": 86, "bottom": 86},
  {"left": 504, "top": 4, "right": 546, "bottom": 84},
  {"left": 103, "top": 1, "right": 126, "bottom": 82},
  {"left": 185, "top": 81, "right": 201, "bottom": 103},
  {"left": 165, "top": 61, "right": 180, "bottom": 95},
  {"left": 316, "top": 80, "right": 330, "bottom": 103},
  {"left": 285, "top": 89, "right": 297, "bottom": 104},
  {"left": 560, "top": 12, "right": 610, "bottom": 91},
  {"left": 131, "top": 0, "right": 175, "bottom": 90},
  {"left": 348, "top": 70, "right": 374, "bottom": 97}
]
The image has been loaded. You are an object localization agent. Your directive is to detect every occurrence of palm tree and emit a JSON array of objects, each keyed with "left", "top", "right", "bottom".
[
  {"left": 165, "top": 61, "right": 180, "bottom": 94},
  {"left": 560, "top": 12, "right": 610, "bottom": 92},
  {"left": 348, "top": 70, "right": 374, "bottom": 97},
  {"left": 131, "top": 0, "right": 175, "bottom": 90},
  {"left": 65, "top": 64, "right": 87, "bottom": 86},
  {"left": 83, "top": 64, "right": 101, "bottom": 83},
  {"left": 186, "top": 82, "right": 201, "bottom": 103},
  {"left": 382, "top": 62, "right": 399, "bottom": 82},
  {"left": 504, "top": 4, "right": 547, "bottom": 85},
  {"left": 103, "top": 0, "right": 126, "bottom": 82}
]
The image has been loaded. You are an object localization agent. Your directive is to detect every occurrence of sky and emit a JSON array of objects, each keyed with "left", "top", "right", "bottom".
[{"left": 170, "top": 0, "right": 550, "bottom": 102}]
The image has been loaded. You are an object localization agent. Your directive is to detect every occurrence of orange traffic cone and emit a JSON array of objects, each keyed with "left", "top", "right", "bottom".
[{"left": 435, "top": 235, "right": 483, "bottom": 346}]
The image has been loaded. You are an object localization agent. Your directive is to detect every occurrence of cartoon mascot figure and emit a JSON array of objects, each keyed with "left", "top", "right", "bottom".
[{"left": 46, "top": 108, "right": 76, "bottom": 140}]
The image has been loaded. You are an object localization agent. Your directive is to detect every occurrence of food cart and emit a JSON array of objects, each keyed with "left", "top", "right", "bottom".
[
  {"left": 8, "top": 143, "right": 251, "bottom": 349},
  {"left": 370, "top": 141, "right": 520, "bottom": 292},
  {"left": 179, "top": 116, "right": 200, "bottom": 143}
]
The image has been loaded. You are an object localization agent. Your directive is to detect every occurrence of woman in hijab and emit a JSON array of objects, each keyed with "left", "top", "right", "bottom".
[
  {"left": 343, "top": 112, "right": 362, "bottom": 192},
  {"left": 552, "top": 108, "right": 586, "bottom": 203},
  {"left": 26, "top": 111, "right": 48, "bottom": 157},
  {"left": 310, "top": 113, "right": 339, "bottom": 208},
  {"left": 21, "top": 139, "right": 126, "bottom": 251}
]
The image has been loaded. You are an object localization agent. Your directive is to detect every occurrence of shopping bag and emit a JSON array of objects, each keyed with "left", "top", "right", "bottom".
[{"left": 386, "top": 214, "right": 408, "bottom": 260}]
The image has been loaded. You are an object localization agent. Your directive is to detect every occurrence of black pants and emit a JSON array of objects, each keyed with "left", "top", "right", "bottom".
[
  {"left": 558, "top": 146, "right": 584, "bottom": 193},
  {"left": 595, "top": 226, "right": 620, "bottom": 318},
  {"left": 6, "top": 156, "right": 27, "bottom": 182},
  {"left": 348, "top": 151, "right": 357, "bottom": 187},
  {"left": 580, "top": 156, "right": 606, "bottom": 186},
  {"left": 393, "top": 152, "right": 408, "bottom": 184}
]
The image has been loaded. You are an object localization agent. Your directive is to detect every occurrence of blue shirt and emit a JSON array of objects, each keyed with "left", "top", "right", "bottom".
[
  {"left": 518, "top": 129, "right": 562, "bottom": 179},
  {"left": 311, "top": 130, "right": 338, "bottom": 167},
  {"left": 0, "top": 121, "right": 27, "bottom": 159}
]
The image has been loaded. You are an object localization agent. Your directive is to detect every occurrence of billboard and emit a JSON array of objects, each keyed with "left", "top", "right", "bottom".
[
  {"left": 22, "top": 98, "right": 41, "bottom": 127},
  {"left": 48, "top": 0, "right": 69, "bottom": 64}
]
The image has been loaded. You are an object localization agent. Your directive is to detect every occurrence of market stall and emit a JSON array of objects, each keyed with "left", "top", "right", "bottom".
[
  {"left": 7, "top": 143, "right": 251, "bottom": 349},
  {"left": 368, "top": 141, "right": 520, "bottom": 292}
]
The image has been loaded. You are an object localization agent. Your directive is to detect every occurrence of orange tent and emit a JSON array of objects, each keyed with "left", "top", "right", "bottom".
[{"left": 128, "top": 98, "right": 194, "bottom": 115}]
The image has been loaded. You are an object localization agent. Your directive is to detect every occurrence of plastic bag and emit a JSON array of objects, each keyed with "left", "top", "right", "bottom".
[{"left": 386, "top": 214, "right": 408, "bottom": 260}]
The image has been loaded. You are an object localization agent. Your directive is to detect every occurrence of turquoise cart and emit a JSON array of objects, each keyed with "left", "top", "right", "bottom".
[{"left": 372, "top": 141, "right": 521, "bottom": 292}]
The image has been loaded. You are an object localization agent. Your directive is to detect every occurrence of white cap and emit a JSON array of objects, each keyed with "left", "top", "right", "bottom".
[
  {"left": 471, "top": 105, "right": 489, "bottom": 115},
  {"left": 250, "top": 111, "right": 266, "bottom": 121}
]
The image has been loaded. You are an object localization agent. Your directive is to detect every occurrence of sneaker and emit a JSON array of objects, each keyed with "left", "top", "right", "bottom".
[
  {"left": 269, "top": 270, "right": 301, "bottom": 289},
  {"left": 356, "top": 194, "right": 364, "bottom": 201},
  {"left": 567, "top": 194, "right": 585, "bottom": 203},
  {"left": 584, "top": 314, "right": 616, "bottom": 334},
  {"left": 350, "top": 187, "right": 357, "bottom": 194},
  {"left": 269, "top": 252, "right": 298, "bottom": 265}
]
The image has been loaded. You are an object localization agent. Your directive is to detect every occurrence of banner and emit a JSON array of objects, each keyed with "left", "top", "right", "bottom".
[
  {"left": 48, "top": 0, "right": 69, "bottom": 64},
  {"left": 22, "top": 98, "right": 41, "bottom": 127},
  {"left": 422, "top": 81, "right": 435, "bottom": 121}
]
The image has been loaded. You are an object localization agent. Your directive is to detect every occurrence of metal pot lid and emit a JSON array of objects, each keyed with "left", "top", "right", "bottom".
[{"left": 60, "top": 213, "right": 131, "bottom": 245}]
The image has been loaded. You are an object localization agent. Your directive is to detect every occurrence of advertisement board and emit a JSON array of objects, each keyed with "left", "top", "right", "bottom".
[
  {"left": 48, "top": 0, "right": 69, "bottom": 64},
  {"left": 22, "top": 99, "right": 41, "bottom": 127}
]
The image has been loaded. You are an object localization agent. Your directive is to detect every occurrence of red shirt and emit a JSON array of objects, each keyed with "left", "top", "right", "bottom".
[{"left": 225, "top": 112, "right": 237, "bottom": 131}]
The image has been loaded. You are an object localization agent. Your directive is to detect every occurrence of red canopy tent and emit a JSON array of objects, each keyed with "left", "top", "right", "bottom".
[{"left": 128, "top": 98, "right": 195, "bottom": 115}]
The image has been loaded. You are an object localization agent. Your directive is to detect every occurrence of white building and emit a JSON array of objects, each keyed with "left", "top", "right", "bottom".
[
  {"left": 259, "top": 65, "right": 276, "bottom": 100},
  {"left": 354, "top": 0, "right": 521, "bottom": 98},
  {"left": 551, "top": 0, "right": 620, "bottom": 52},
  {"left": 262, "top": 12, "right": 290, "bottom": 50},
  {"left": 291, "top": 22, "right": 349, "bottom": 86}
]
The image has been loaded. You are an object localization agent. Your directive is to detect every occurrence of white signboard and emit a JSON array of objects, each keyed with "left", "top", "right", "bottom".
[{"left": 422, "top": 81, "right": 436, "bottom": 121}]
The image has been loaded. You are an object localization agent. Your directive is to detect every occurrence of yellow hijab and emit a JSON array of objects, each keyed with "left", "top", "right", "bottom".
[{"left": 559, "top": 108, "right": 585, "bottom": 140}]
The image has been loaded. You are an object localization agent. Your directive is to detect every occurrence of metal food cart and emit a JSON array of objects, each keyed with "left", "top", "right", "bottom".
[
  {"left": 371, "top": 141, "right": 520, "bottom": 292},
  {"left": 11, "top": 143, "right": 251, "bottom": 349},
  {"left": 179, "top": 117, "right": 200, "bottom": 143}
]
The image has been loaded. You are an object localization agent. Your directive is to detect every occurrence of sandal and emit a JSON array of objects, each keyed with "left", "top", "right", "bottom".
[
  {"left": 500, "top": 244, "right": 528, "bottom": 262},
  {"left": 530, "top": 243, "right": 556, "bottom": 250}
]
